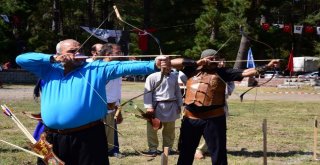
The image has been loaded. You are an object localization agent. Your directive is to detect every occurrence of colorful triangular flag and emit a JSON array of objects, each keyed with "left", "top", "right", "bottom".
[{"left": 246, "top": 47, "right": 256, "bottom": 68}]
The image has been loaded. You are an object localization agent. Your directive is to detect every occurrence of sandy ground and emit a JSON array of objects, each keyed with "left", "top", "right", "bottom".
[{"left": 0, "top": 84, "right": 319, "bottom": 102}]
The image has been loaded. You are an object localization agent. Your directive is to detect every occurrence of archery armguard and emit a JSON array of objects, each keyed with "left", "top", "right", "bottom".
[{"left": 255, "top": 65, "right": 269, "bottom": 76}]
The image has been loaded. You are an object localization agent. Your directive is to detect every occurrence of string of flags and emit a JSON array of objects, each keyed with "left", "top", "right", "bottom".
[{"left": 261, "top": 23, "right": 320, "bottom": 35}]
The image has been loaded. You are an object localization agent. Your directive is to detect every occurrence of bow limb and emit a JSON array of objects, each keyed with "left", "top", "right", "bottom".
[
  {"left": 113, "top": 5, "right": 166, "bottom": 119},
  {"left": 114, "top": 69, "right": 164, "bottom": 119},
  {"left": 239, "top": 68, "right": 276, "bottom": 102},
  {"left": 239, "top": 27, "right": 276, "bottom": 101}
]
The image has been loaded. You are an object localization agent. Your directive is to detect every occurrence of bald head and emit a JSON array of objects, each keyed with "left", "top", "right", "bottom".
[
  {"left": 56, "top": 39, "right": 81, "bottom": 55},
  {"left": 91, "top": 43, "right": 103, "bottom": 56}
]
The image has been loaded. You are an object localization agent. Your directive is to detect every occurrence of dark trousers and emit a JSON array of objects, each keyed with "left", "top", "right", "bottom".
[
  {"left": 112, "top": 122, "right": 120, "bottom": 153},
  {"left": 177, "top": 115, "right": 227, "bottom": 165},
  {"left": 37, "top": 122, "right": 109, "bottom": 165}
]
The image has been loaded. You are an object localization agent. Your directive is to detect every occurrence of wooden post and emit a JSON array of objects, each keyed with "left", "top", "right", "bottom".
[
  {"left": 161, "top": 147, "right": 169, "bottom": 165},
  {"left": 263, "top": 119, "right": 267, "bottom": 165},
  {"left": 314, "top": 116, "right": 318, "bottom": 160}
]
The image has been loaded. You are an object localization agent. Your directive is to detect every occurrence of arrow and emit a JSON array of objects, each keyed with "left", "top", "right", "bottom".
[{"left": 75, "top": 55, "right": 180, "bottom": 59}]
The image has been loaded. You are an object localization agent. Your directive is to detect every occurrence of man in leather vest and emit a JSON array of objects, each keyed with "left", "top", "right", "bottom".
[{"left": 171, "top": 49, "right": 279, "bottom": 165}]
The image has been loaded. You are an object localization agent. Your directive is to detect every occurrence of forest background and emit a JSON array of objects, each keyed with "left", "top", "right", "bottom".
[{"left": 1, "top": 0, "right": 320, "bottom": 71}]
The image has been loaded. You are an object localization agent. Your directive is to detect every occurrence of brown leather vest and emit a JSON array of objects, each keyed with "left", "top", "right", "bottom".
[{"left": 184, "top": 71, "right": 226, "bottom": 106}]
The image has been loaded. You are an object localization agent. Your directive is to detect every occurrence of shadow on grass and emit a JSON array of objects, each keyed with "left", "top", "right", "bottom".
[
  {"left": 117, "top": 150, "right": 179, "bottom": 157},
  {"left": 0, "top": 148, "right": 27, "bottom": 153},
  {"left": 228, "top": 149, "right": 313, "bottom": 157}
]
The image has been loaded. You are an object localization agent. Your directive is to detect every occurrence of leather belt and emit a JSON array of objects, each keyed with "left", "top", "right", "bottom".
[
  {"left": 45, "top": 120, "right": 103, "bottom": 135},
  {"left": 183, "top": 108, "right": 225, "bottom": 119}
]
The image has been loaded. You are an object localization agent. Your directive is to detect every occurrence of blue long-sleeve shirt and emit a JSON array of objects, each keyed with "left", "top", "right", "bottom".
[{"left": 16, "top": 52, "right": 158, "bottom": 129}]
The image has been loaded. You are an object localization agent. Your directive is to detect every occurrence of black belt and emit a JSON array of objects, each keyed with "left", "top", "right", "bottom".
[{"left": 45, "top": 120, "right": 103, "bottom": 135}]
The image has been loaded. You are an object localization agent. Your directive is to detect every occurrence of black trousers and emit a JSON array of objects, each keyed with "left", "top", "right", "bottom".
[
  {"left": 37, "top": 122, "right": 109, "bottom": 165},
  {"left": 177, "top": 115, "right": 227, "bottom": 165}
]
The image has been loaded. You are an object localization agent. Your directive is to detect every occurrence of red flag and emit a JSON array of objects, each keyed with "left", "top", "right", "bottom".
[
  {"left": 283, "top": 24, "right": 292, "bottom": 33},
  {"left": 262, "top": 23, "right": 270, "bottom": 31},
  {"left": 287, "top": 49, "right": 294, "bottom": 76},
  {"left": 133, "top": 28, "right": 156, "bottom": 51},
  {"left": 304, "top": 25, "right": 314, "bottom": 34}
]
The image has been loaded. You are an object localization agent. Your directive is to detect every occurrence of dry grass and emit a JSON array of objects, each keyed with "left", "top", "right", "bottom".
[{"left": 0, "top": 83, "right": 320, "bottom": 165}]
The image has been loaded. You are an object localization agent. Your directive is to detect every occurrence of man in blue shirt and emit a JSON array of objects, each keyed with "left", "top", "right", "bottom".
[{"left": 16, "top": 39, "right": 170, "bottom": 165}]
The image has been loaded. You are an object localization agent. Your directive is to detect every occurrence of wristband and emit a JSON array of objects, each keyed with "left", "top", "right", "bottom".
[{"left": 255, "top": 65, "right": 269, "bottom": 75}]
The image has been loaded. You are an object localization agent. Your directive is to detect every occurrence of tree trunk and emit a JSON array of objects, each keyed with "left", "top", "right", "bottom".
[
  {"left": 234, "top": 34, "right": 250, "bottom": 69},
  {"left": 87, "top": 0, "right": 94, "bottom": 26},
  {"left": 233, "top": 0, "right": 263, "bottom": 69},
  {"left": 52, "top": 0, "right": 62, "bottom": 34},
  {"left": 143, "top": 0, "right": 152, "bottom": 55}
]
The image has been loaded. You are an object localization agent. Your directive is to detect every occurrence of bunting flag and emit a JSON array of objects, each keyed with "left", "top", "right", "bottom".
[
  {"left": 293, "top": 25, "right": 303, "bottom": 34},
  {"left": 80, "top": 26, "right": 122, "bottom": 42},
  {"left": 246, "top": 47, "right": 256, "bottom": 68},
  {"left": 283, "top": 24, "right": 292, "bottom": 33},
  {"left": 0, "top": 14, "right": 9, "bottom": 23},
  {"left": 286, "top": 49, "right": 294, "bottom": 76},
  {"left": 272, "top": 23, "right": 284, "bottom": 29},
  {"left": 304, "top": 25, "right": 314, "bottom": 34},
  {"left": 317, "top": 27, "right": 320, "bottom": 35},
  {"left": 262, "top": 23, "right": 270, "bottom": 31}
]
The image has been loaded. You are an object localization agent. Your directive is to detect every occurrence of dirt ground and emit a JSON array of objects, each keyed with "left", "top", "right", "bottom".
[{"left": 0, "top": 84, "right": 319, "bottom": 102}]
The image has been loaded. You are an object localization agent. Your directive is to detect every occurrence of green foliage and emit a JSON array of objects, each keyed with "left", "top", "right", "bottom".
[{"left": 0, "top": 0, "right": 320, "bottom": 65}]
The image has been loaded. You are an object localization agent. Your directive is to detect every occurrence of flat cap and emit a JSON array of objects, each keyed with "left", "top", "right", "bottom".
[{"left": 200, "top": 49, "right": 218, "bottom": 59}]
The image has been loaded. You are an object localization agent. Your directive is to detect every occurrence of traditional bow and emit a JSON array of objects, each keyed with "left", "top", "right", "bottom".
[
  {"left": 112, "top": 5, "right": 167, "bottom": 119},
  {"left": 238, "top": 26, "right": 276, "bottom": 101}
]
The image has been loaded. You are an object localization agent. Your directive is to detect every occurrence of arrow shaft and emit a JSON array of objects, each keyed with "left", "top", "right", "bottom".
[
  {"left": 209, "top": 59, "right": 282, "bottom": 63},
  {"left": 0, "top": 140, "right": 44, "bottom": 159},
  {"left": 75, "top": 55, "right": 180, "bottom": 59}
]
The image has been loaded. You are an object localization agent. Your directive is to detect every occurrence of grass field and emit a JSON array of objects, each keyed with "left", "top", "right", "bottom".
[{"left": 0, "top": 82, "right": 319, "bottom": 165}]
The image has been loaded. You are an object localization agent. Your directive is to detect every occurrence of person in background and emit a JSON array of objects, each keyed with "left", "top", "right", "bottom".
[
  {"left": 86, "top": 43, "right": 103, "bottom": 62},
  {"left": 169, "top": 49, "right": 279, "bottom": 165},
  {"left": 142, "top": 68, "right": 183, "bottom": 157},
  {"left": 16, "top": 39, "right": 170, "bottom": 165},
  {"left": 99, "top": 43, "right": 124, "bottom": 158},
  {"left": 2, "top": 61, "right": 12, "bottom": 70}
]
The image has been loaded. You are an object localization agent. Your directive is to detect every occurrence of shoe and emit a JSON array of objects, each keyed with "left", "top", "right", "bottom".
[
  {"left": 168, "top": 149, "right": 178, "bottom": 155},
  {"left": 156, "top": 149, "right": 162, "bottom": 155},
  {"left": 194, "top": 150, "right": 204, "bottom": 159},
  {"left": 113, "top": 152, "right": 124, "bottom": 159},
  {"left": 141, "top": 149, "right": 158, "bottom": 157}
]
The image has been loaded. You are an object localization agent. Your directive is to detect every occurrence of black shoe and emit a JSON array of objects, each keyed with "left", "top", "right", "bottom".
[
  {"left": 142, "top": 150, "right": 158, "bottom": 157},
  {"left": 168, "top": 149, "right": 178, "bottom": 155}
]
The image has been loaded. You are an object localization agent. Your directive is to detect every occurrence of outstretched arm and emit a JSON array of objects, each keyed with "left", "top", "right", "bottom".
[
  {"left": 242, "top": 59, "right": 280, "bottom": 77},
  {"left": 170, "top": 58, "right": 207, "bottom": 70}
]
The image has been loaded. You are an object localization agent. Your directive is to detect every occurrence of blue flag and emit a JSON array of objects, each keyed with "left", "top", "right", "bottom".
[{"left": 246, "top": 47, "right": 256, "bottom": 68}]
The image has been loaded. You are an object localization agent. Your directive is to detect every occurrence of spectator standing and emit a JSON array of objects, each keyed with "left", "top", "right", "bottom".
[{"left": 142, "top": 68, "right": 183, "bottom": 156}]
